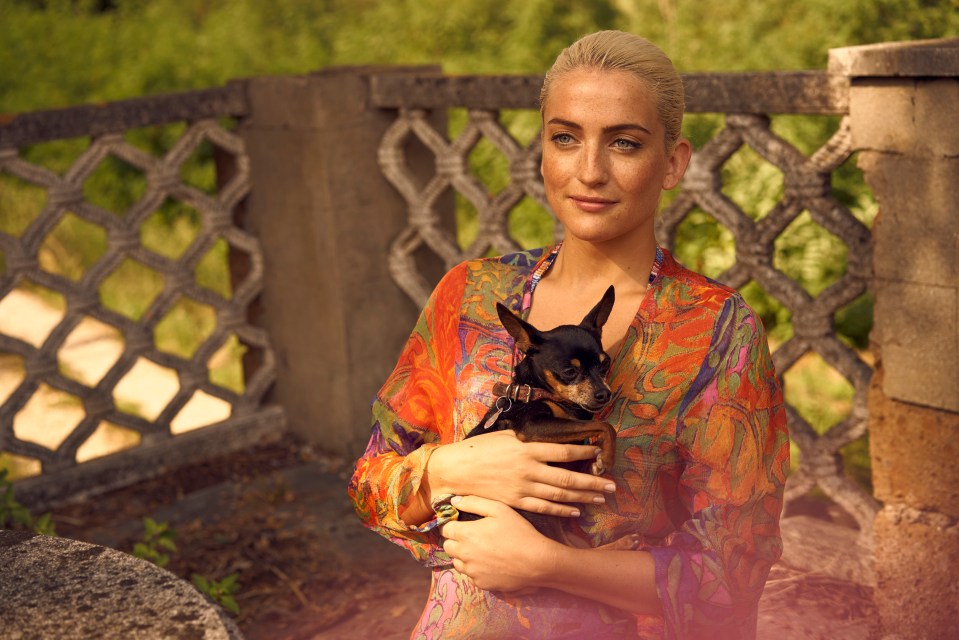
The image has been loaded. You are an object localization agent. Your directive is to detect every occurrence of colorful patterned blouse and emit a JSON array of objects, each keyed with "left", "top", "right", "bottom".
[{"left": 348, "top": 245, "right": 789, "bottom": 639}]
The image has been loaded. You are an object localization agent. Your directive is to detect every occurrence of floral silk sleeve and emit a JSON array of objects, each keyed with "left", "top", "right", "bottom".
[
  {"left": 651, "top": 295, "right": 789, "bottom": 639},
  {"left": 347, "top": 266, "right": 467, "bottom": 567}
]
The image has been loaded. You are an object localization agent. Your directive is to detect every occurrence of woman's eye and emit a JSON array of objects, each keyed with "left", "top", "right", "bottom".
[
  {"left": 613, "top": 138, "right": 640, "bottom": 150},
  {"left": 552, "top": 133, "right": 574, "bottom": 145}
]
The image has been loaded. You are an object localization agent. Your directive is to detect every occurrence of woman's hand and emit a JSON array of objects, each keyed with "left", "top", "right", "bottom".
[
  {"left": 427, "top": 430, "right": 615, "bottom": 517},
  {"left": 440, "top": 495, "right": 559, "bottom": 592}
]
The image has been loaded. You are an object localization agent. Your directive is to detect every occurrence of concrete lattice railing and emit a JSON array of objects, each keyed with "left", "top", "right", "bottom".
[
  {"left": 1, "top": 39, "right": 958, "bottom": 639},
  {"left": 372, "top": 71, "right": 878, "bottom": 541},
  {"left": 0, "top": 85, "right": 284, "bottom": 507}
]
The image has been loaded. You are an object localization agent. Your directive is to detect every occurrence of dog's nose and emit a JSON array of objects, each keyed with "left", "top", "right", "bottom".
[{"left": 594, "top": 388, "right": 610, "bottom": 405}]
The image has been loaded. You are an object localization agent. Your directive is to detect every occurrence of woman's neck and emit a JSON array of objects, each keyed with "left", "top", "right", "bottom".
[{"left": 548, "top": 233, "right": 659, "bottom": 295}]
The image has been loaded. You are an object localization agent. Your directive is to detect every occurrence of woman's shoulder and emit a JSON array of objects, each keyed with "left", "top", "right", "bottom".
[
  {"left": 445, "top": 246, "right": 552, "bottom": 288},
  {"left": 657, "top": 249, "right": 754, "bottom": 317}
]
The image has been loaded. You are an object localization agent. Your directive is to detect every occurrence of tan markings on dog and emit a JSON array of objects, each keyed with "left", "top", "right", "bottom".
[
  {"left": 544, "top": 400, "right": 574, "bottom": 419},
  {"left": 570, "top": 358, "right": 581, "bottom": 368}
]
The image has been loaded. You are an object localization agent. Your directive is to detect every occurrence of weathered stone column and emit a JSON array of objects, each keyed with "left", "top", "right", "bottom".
[
  {"left": 238, "top": 66, "right": 445, "bottom": 456},
  {"left": 830, "top": 39, "right": 959, "bottom": 639}
]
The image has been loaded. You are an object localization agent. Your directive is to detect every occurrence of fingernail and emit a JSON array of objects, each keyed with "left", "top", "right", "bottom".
[
  {"left": 569, "top": 509, "right": 581, "bottom": 517},
  {"left": 592, "top": 495, "right": 606, "bottom": 504},
  {"left": 594, "top": 448, "right": 602, "bottom": 456},
  {"left": 604, "top": 483, "right": 616, "bottom": 492},
  {"left": 451, "top": 495, "right": 462, "bottom": 505}
]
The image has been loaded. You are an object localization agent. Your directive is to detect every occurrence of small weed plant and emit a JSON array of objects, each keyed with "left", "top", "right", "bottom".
[
  {"left": 0, "top": 469, "right": 56, "bottom": 535},
  {"left": 131, "top": 517, "right": 177, "bottom": 568},
  {"left": 132, "top": 516, "right": 242, "bottom": 615}
]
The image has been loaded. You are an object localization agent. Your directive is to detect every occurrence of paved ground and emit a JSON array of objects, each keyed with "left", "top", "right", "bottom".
[{"left": 43, "top": 436, "right": 880, "bottom": 640}]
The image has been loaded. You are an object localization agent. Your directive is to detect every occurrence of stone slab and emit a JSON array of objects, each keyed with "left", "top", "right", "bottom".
[
  {"left": 868, "top": 371, "right": 959, "bottom": 516},
  {"left": 0, "top": 531, "right": 243, "bottom": 639},
  {"left": 872, "top": 281, "right": 959, "bottom": 414},
  {"left": 873, "top": 504, "right": 959, "bottom": 639}
]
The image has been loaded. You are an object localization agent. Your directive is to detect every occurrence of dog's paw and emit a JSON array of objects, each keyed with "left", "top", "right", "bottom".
[{"left": 591, "top": 458, "right": 606, "bottom": 475}]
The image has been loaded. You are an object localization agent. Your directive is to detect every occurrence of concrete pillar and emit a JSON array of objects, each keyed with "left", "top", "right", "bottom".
[
  {"left": 830, "top": 39, "right": 959, "bottom": 639},
  {"left": 237, "top": 66, "right": 446, "bottom": 456}
]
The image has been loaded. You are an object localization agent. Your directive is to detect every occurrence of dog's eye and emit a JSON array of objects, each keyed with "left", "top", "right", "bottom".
[{"left": 560, "top": 367, "right": 579, "bottom": 381}]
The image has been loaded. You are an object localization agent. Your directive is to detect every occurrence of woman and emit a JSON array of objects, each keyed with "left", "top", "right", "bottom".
[{"left": 349, "top": 30, "right": 789, "bottom": 639}]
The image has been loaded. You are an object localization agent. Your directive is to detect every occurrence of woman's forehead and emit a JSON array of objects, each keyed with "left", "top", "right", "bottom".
[{"left": 542, "top": 68, "right": 660, "bottom": 129}]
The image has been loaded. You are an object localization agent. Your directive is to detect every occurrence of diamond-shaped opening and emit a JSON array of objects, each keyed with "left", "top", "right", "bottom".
[
  {"left": 20, "top": 137, "right": 92, "bottom": 175},
  {"left": 58, "top": 317, "right": 124, "bottom": 387},
  {"left": 500, "top": 109, "right": 542, "bottom": 147},
  {"left": 720, "top": 144, "right": 784, "bottom": 221},
  {"left": 37, "top": 211, "right": 109, "bottom": 282},
  {"left": 833, "top": 152, "right": 878, "bottom": 228},
  {"left": 774, "top": 210, "right": 848, "bottom": 297},
  {"left": 13, "top": 383, "right": 83, "bottom": 450},
  {"left": 0, "top": 451, "right": 41, "bottom": 480},
  {"left": 0, "top": 282, "right": 66, "bottom": 348},
  {"left": 455, "top": 193, "right": 480, "bottom": 250},
  {"left": 835, "top": 292, "right": 874, "bottom": 352},
  {"left": 75, "top": 420, "right": 141, "bottom": 463},
  {"left": 170, "top": 389, "right": 232, "bottom": 435},
  {"left": 782, "top": 352, "right": 854, "bottom": 436},
  {"left": 82, "top": 152, "right": 148, "bottom": 216},
  {"left": 671, "top": 208, "right": 736, "bottom": 280},
  {"left": 682, "top": 114, "right": 725, "bottom": 151},
  {"left": 739, "top": 281, "right": 793, "bottom": 346},
  {"left": 179, "top": 137, "right": 219, "bottom": 195},
  {"left": 195, "top": 237, "right": 233, "bottom": 299},
  {"left": 770, "top": 114, "right": 840, "bottom": 158},
  {"left": 840, "top": 432, "right": 873, "bottom": 495},
  {"left": 783, "top": 485, "right": 857, "bottom": 527},
  {"left": 154, "top": 296, "right": 216, "bottom": 360},
  {"left": 124, "top": 122, "right": 188, "bottom": 156},
  {"left": 390, "top": 116, "right": 441, "bottom": 195},
  {"left": 113, "top": 357, "right": 179, "bottom": 421},
  {"left": 0, "top": 352, "right": 26, "bottom": 406},
  {"left": 208, "top": 333, "right": 246, "bottom": 394},
  {"left": 140, "top": 198, "right": 201, "bottom": 260},
  {"left": 0, "top": 169, "right": 48, "bottom": 237},
  {"left": 507, "top": 196, "right": 555, "bottom": 250},
  {"left": 98, "top": 258, "right": 165, "bottom": 321},
  {"left": 468, "top": 135, "right": 511, "bottom": 197}
]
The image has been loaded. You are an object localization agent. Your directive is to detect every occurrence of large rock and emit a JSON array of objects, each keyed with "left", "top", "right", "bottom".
[{"left": 0, "top": 530, "right": 243, "bottom": 639}]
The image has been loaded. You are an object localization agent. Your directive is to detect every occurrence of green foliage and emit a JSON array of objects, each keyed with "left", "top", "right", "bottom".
[
  {"left": 192, "top": 572, "right": 241, "bottom": 615},
  {"left": 0, "top": 468, "right": 56, "bottom": 535},
  {"left": 2, "top": 0, "right": 950, "bottom": 499},
  {"left": 132, "top": 516, "right": 177, "bottom": 568}
]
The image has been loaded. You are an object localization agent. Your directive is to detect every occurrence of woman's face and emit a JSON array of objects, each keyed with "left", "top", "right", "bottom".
[{"left": 540, "top": 68, "right": 689, "bottom": 247}]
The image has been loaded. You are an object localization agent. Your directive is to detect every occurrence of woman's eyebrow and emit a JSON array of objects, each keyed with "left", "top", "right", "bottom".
[{"left": 546, "top": 118, "right": 652, "bottom": 135}]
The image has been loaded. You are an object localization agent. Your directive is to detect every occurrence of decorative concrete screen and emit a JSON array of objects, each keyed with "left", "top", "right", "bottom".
[
  {"left": 0, "top": 86, "right": 282, "bottom": 506},
  {"left": 372, "top": 72, "right": 879, "bottom": 542}
]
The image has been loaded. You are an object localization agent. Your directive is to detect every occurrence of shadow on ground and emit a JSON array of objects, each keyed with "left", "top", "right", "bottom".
[{"left": 41, "top": 434, "right": 879, "bottom": 640}]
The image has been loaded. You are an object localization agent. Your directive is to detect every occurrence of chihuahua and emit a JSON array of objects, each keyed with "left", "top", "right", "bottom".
[{"left": 461, "top": 286, "right": 636, "bottom": 549}]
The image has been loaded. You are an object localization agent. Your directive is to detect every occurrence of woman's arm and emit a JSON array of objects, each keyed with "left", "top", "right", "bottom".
[
  {"left": 400, "top": 431, "right": 617, "bottom": 526},
  {"left": 440, "top": 495, "right": 663, "bottom": 615}
]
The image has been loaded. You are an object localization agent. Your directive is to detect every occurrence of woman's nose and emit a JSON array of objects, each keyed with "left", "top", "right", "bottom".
[{"left": 577, "top": 145, "right": 609, "bottom": 185}]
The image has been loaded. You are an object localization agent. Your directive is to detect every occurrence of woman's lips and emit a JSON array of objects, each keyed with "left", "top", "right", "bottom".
[{"left": 569, "top": 195, "right": 617, "bottom": 212}]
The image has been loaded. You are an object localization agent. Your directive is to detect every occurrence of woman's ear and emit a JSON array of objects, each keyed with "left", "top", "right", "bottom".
[{"left": 662, "top": 138, "right": 692, "bottom": 190}]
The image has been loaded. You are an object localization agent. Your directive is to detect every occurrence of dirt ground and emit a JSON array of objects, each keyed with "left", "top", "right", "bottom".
[{"left": 34, "top": 434, "right": 880, "bottom": 640}]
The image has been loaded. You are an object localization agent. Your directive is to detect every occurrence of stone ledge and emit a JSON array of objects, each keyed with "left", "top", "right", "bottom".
[
  {"left": 779, "top": 515, "right": 875, "bottom": 586},
  {"left": 829, "top": 38, "right": 959, "bottom": 78},
  {"left": 0, "top": 530, "right": 243, "bottom": 639}
]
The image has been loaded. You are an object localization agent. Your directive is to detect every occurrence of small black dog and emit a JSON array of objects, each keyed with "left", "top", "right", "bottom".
[{"left": 461, "top": 286, "right": 625, "bottom": 548}]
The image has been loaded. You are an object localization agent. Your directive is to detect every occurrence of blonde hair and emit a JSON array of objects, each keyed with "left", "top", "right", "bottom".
[{"left": 540, "top": 30, "right": 685, "bottom": 151}]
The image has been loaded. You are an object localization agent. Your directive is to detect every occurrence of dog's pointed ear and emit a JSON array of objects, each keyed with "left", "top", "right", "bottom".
[
  {"left": 580, "top": 285, "right": 615, "bottom": 335},
  {"left": 496, "top": 303, "right": 541, "bottom": 354}
]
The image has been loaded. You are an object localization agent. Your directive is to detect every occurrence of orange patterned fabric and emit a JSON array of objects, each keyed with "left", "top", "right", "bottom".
[{"left": 348, "top": 246, "right": 789, "bottom": 639}]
